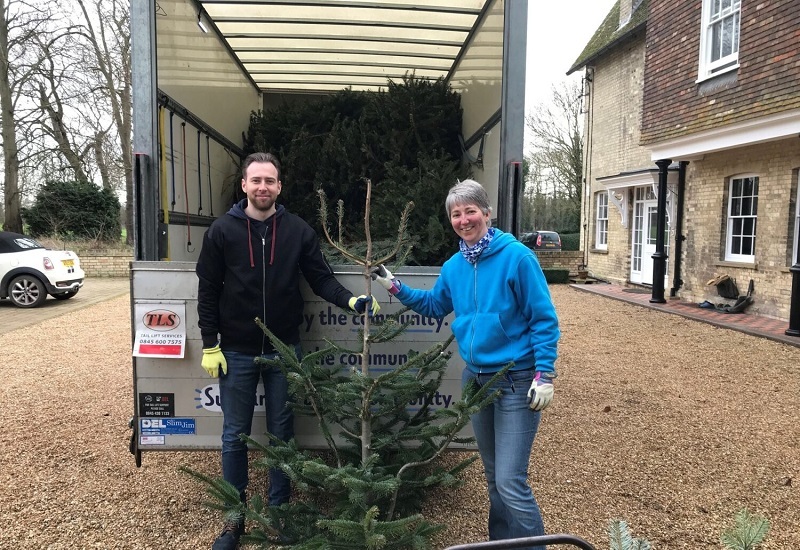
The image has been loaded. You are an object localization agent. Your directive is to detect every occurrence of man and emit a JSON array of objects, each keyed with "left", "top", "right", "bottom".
[{"left": 196, "top": 152, "right": 378, "bottom": 550}]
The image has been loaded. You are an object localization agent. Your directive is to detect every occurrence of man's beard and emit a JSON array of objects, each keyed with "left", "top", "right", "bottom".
[{"left": 250, "top": 195, "right": 275, "bottom": 212}]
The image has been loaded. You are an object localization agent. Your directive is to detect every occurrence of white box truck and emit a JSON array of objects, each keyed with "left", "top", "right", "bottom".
[{"left": 129, "top": 0, "right": 528, "bottom": 465}]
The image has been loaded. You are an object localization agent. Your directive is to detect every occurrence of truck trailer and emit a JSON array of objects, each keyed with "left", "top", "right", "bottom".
[{"left": 129, "top": 0, "right": 528, "bottom": 465}]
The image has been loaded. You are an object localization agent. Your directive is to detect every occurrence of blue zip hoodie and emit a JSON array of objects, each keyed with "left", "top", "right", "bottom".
[{"left": 395, "top": 229, "right": 559, "bottom": 374}]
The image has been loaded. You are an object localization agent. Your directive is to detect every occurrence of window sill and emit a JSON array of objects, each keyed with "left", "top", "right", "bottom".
[
  {"left": 590, "top": 248, "right": 608, "bottom": 255},
  {"left": 714, "top": 260, "right": 757, "bottom": 270},
  {"left": 695, "top": 63, "right": 739, "bottom": 85}
]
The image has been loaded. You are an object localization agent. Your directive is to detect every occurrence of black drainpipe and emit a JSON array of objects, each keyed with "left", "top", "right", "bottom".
[{"left": 670, "top": 161, "right": 688, "bottom": 297}]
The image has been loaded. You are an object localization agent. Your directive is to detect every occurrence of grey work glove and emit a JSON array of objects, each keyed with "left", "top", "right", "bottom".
[
  {"left": 527, "top": 371, "right": 554, "bottom": 411},
  {"left": 370, "top": 264, "right": 401, "bottom": 295}
]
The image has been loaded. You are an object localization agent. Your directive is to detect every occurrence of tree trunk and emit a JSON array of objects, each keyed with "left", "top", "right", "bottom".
[
  {"left": 93, "top": 130, "right": 113, "bottom": 190},
  {"left": 38, "top": 84, "right": 90, "bottom": 183},
  {"left": 0, "top": 0, "right": 22, "bottom": 232},
  {"left": 77, "top": 0, "right": 133, "bottom": 243}
]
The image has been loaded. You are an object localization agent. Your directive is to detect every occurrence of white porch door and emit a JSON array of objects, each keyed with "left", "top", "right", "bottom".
[
  {"left": 640, "top": 202, "right": 658, "bottom": 285},
  {"left": 630, "top": 185, "right": 673, "bottom": 286}
]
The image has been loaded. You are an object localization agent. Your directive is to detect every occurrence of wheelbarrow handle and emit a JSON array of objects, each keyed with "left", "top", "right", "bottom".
[{"left": 443, "top": 533, "right": 596, "bottom": 550}]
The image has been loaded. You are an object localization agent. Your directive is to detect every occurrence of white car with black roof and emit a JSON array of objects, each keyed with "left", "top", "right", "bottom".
[{"left": 0, "top": 231, "right": 85, "bottom": 308}]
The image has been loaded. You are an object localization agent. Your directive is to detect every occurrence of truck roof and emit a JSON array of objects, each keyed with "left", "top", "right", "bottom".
[{"left": 161, "top": 0, "right": 495, "bottom": 94}]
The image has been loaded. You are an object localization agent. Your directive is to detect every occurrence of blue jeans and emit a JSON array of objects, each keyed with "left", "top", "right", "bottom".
[
  {"left": 220, "top": 347, "right": 299, "bottom": 506},
  {"left": 463, "top": 367, "right": 545, "bottom": 550}
]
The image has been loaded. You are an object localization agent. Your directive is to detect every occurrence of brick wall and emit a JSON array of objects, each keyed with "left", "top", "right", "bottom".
[
  {"left": 641, "top": 0, "right": 800, "bottom": 144},
  {"left": 71, "top": 245, "right": 132, "bottom": 278},
  {"left": 535, "top": 250, "right": 584, "bottom": 273},
  {"left": 680, "top": 139, "right": 800, "bottom": 319}
]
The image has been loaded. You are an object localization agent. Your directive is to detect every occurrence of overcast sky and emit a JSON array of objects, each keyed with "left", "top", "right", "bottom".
[{"left": 525, "top": 0, "right": 617, "bottom": 114}]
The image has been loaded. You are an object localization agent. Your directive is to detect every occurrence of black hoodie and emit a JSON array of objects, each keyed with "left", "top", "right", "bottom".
[{"left": 196, "top": 200, "right": 354, "bottom": 355}]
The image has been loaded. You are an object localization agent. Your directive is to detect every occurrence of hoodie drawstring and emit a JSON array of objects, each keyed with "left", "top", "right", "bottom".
[
  {"left": 247, "top": 218, "right": 255, "bottom": 268},
  {"left": 246, "top": 215, "right": 277, "bottom": 267},
  {"left": 270, "top": 215, "right": 277, "bottom": 265}
]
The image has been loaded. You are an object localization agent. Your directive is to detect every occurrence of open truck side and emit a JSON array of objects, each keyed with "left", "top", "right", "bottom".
[{"left": 129, "top": 0, "right": 528, "bottom": 465}]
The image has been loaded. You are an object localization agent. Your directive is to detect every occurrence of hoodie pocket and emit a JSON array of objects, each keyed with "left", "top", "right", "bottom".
[{"left": 453, "top": 312, "right": 512, "bottom": 364}]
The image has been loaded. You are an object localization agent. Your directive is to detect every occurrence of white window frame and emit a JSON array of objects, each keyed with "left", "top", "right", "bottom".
[
  {"left": 698, "top": 0, "right": 741, "bottom": 81},
  {"left": 725, "top": 174, "right": 758, "bottom": 263},
  {"left": 793, "top": 178, "right": 800, "bottom": 266},
  {"left": 595, "top": 192, "right": 608, "bottom": 250}
]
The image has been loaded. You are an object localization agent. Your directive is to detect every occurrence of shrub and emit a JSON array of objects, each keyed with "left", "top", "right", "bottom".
[
  {"left": 560, "top": 232, "right": 580, "bottom": 251},
  {"left": 22, "top": 180, "right": 121, "bottom": 242},
  {"left": 543, "top": 269, "right": 570, "bottom": 284}
]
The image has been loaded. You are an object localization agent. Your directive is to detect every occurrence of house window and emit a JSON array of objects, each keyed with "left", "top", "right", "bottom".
[
  {"left": 725, "top": 175, "right": 758, "bottom": 262},
  {"left": 596, "top": 192, "right": 608, "bottom": 249},
  {"left": 699, "top": 0, "right": 741, "bottom": 80}
]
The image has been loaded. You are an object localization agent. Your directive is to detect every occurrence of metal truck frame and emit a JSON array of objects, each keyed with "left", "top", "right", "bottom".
[{"left": 129, "top": 0, "right": 528, "bottom": 465}]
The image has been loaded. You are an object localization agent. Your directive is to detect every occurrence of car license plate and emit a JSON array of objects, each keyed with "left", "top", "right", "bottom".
[
  {"left": 62, "top": 259, "right": 74, "bottom": 267},
  {"left": 545, "top": 243, "right": 554, "bottom": 247}
]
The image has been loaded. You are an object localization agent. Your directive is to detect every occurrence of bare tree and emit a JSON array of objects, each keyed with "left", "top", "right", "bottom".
[
  {"left": 33, "top": 29, "right": 93, "bottom": 184},
  {"left": 524, "top": 80, "right": 584, "bottom": 233},
  {"left": 75, "top": 0, "right": 131, "bottom": 242},
  {"left": 0, "top": 0, "right": 55, "bottom": 232}
]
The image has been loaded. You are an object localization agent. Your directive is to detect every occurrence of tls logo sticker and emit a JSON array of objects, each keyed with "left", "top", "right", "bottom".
[
  {"left": 142, "top": 309, "right": 181, "bottom": 331},
  {"left": 133, "top": 302, "right": 187, "bottom": 359}
]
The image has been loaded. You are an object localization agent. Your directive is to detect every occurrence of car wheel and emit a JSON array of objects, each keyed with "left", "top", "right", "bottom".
[
  {"left": 8, "top": 274, "right": 47, "bottom": 308},
  {"left": 52, "top": 290, "right": 79, "bottom": 300}
]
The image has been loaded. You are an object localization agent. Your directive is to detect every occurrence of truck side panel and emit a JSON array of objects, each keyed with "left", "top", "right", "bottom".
[{"left": 131, "top": 263, "right": 473, "bottom": 452}]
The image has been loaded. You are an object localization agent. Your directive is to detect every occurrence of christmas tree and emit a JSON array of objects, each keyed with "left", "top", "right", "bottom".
[{"left": 183, "top": 179, "right": 507, "bottom": 548}]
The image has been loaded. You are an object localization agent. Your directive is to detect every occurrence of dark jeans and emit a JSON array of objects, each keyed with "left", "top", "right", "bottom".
[{"left": 220, "top": 346, "right": 300, "bottom": 506}]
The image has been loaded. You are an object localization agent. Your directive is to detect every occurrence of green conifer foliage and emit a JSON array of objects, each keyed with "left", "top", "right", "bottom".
[
  {"left": 244, "top": 75, "right": 469, "bottom": 266},
  {"left": 183, "top": 179, "right": 507, "bottom": 549},
  {"left": 22, "top": 180, "right": 121, "bottom": 241},
  {"left": 608, "top": 519, "right": 652, "bottom": 550},
  {"left": 720, "top": 509, "right": 770, "bottom": 550}
]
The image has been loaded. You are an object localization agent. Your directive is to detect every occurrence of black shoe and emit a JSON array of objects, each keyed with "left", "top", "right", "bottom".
[{"left": 211, "top": 520, "right": 244, "bottom": 550}]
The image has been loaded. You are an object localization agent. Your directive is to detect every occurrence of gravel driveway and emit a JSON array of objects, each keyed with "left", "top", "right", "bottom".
[{"left": 1, "top": 286, "right": 798, "bottom": 549}]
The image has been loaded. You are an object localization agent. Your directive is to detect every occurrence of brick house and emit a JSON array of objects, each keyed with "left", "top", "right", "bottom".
[{"left": 568, "top": 0, "right": 800, "bottom": 321}]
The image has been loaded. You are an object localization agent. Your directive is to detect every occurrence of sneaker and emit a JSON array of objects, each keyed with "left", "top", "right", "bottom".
[{"left": 211, "top": 520, "right": 244, "bottom": 550}]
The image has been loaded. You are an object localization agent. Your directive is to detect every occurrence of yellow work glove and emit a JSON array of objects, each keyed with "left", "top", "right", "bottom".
[
  {"left": 201, "top": 345, "right": 227, "bottom": 378},
  {"left": 348, "top": 295, "right": 381, "bottom": 316}
]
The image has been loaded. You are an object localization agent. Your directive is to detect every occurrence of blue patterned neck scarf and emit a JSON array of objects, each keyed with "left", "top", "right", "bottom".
[{"left": 459, "top": 227, "right": 495, "bottom": 264}]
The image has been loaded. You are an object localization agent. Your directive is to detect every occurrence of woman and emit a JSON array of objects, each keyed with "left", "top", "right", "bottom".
[{"left": 372, "top": 179, "right": 559, "bottom": 547}]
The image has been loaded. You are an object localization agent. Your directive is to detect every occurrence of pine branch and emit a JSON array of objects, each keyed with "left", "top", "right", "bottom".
[
  {"left": 720, "top": 509, "right": 769, "bottom": 550},
  {"left": 373, "top": 201, "right": 415, "bottom": 266},
  {"left": 608, "top": 519, "right": 652, "bottom": 550},
  {"left": 317, "top": 188, "right": 365, "bottom": 265},
  {"left": 384, "top": 366, "right": 508, "bottom": 520},
  {"left": 254, "top": 317, "right": 344, "bottom": 465},
  {"left": 178, "top": 466, "right": 245, "bottom": 521}
]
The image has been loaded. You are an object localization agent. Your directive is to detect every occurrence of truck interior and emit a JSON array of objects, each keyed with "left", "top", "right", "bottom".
[{"left": 133, "top": 0, "right": 527, "bottom": 262}]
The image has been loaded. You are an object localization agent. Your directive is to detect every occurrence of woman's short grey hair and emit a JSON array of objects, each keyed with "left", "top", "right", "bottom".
[{"left": 445, "top": 179, "right": 493, "bottom": 225}]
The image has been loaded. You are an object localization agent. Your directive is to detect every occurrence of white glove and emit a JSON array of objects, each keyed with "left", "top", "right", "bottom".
[
  {"left": 370, "top": 265, "right": 401, "bottom": 295},
  {"left": 527, "top": 372, "right": 554, "bottom": 411}
]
